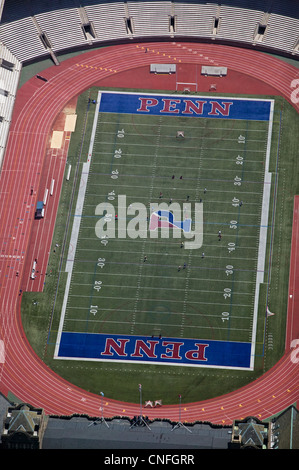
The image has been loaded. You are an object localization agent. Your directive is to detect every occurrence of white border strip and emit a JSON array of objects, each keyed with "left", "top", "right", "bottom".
[
  {"left": 54, "top": 95, "right": 102, "bottom": 358},
  {"left": 55, "top": 354, "right": 251, "bottom": 371},
  {"left": 249, "top": 99, "right": 274, "bottom": 368}
]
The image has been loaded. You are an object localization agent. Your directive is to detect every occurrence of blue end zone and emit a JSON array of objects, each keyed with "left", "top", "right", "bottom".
[
  {"left": 99, "top": 91, "right": 272, "bottom": 121},
  {"left": 57, "top": 332, "right": 252, "bottom": 369}
]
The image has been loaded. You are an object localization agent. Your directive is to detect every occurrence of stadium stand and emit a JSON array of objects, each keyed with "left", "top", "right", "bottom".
[
  {"left": 0, "top": 0, "right": 296, "bottom": 169},
  {"left": 171, "top": 1, "right": 219, "bottom": 38},
  {"left": 0, "top": 15, "right": 48, "bottom": 63},
  {"left": 216, "top": 4, "right": 265, "bottom": 43},
  {"left": 84, "top": 1, "right": 128, "bottom": 42},
  {"left": 0, "top": 41, "right": 21, "bottom": 168},
  {"left": 34, "top": 5, "right": 86, "bottom": 54},
  {"left": 0, "top": 0, "right": 298, "bottom": 65},
  {"left": 263, "top": 10, "right": 299, "bottom": 54},
  {"left": 126, "top": 1, "right": 172, "bottom": 37}
]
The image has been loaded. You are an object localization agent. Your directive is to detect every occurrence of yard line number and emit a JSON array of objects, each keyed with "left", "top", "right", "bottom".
[{"left": 90, "top": 128, "right": 125, "bottom": 316}]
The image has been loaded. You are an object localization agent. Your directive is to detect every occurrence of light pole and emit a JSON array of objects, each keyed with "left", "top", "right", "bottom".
[
  {"left": 171, "top": 394, "right": 192, "bottom": 433},
  {"left": 130, "top": 384, "right": 151, "bottom": 430},
  {"left": 88, "top": 391, "right": 109, "bottom": 428},
  {"left": 100, "top": 391, "right": 109, "bottom": 428},
  {"left": 139, "top": 383, "right": 142, "bottom": 418}
]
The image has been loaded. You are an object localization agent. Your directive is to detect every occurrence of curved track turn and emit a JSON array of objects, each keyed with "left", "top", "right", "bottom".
[{"left": 0, "top": 42, "right": 298, "bottom": 424}]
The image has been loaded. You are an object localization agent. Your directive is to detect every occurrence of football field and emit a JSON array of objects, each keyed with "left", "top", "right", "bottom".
[{"left": 54, "top": 91, "right": 274, "bottom": 370}]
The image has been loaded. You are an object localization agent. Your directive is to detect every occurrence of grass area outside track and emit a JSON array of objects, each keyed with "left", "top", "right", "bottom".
[{"left": 21, "top": 88, "right": 298, "bottom": 405}]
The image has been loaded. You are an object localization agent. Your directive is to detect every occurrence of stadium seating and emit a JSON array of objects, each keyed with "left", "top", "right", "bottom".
[
  {"left": 0, "top": 0, "right": 298, "bottom": 64},
  {"left": 126, "top": 1, "right": 172, "bottom": 37},
  {"left": 34, "top": 7, "right": 85, "bottom": 53},
  {"left": 84, "top": 2, "right": 128, "bottom": 41},
  {"left": 215, "top": 4, "right": 265, "bottom": 43},
  {"left": 172, "top": 2, "right": 219, "bottom": 38},
  {"left": 0, "top": 41, "right": 21, "bottom": 168},
  {"left": 0, "top": 0, "right": 298, "bottom": 165},
  {"left": 0, "top": 16, "right": 47, "bottom": 63}
]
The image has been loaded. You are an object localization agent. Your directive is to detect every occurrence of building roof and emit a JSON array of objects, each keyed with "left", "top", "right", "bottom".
[
  {"left": 42, "top": 416, "right": 231, "bottom": 449},
  {"left": 233, "top": 417, "right": 269, "bottom": 448},
  {"left": 5, "top": 405, "right": 40, "bottom": 435}
]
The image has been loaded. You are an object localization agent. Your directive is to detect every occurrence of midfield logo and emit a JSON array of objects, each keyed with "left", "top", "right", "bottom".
[
  {"left": 149, "top": 209, "right": 192, "bottom": 233},
  {"left": 95, "top": 195, "right": 203, "bottom": 249}
]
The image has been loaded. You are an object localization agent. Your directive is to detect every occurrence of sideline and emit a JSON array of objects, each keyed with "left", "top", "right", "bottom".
[
  {"left": 250, "top": 99, "right": 274, "bottom": 368},
  {"left": 54, "top": 96, "right": 101, "bottom": 358}
]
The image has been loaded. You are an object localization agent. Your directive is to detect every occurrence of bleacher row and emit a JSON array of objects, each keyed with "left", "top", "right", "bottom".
[{"left": 0, "top": 0, "right": 298, "bottom": 168}]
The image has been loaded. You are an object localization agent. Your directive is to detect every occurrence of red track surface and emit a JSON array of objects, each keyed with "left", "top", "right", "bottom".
[{"left": 0, "top": 42, "right": 298, "bottom": 424}]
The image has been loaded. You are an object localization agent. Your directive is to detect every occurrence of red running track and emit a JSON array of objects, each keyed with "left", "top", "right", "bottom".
[{"left": 0, "top": 42, "right": 298, "bottom": 424}]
